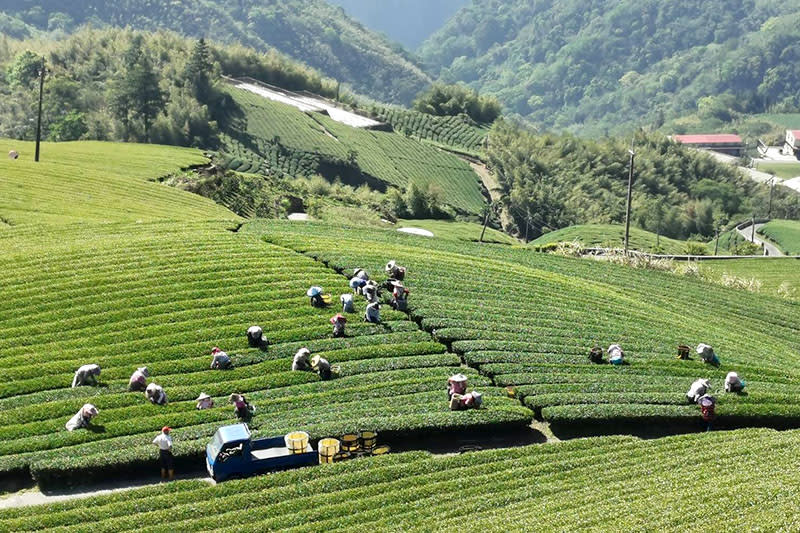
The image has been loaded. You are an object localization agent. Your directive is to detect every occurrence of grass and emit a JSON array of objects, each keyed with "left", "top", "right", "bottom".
[
  {"left": 0, "top": 140, "right": 232, "bottom": 227},
  {"left": 369, "top": 104, "right": 489, "bottom": 152},
  {"left": 758, "top": 219, "right": 800, "bottom": 255},
  {"left": 754, "top": 161, "right": 800, "bottom": 180},
  {"left": 397, "top": 219, "right": 517, "bottom": 244},
  {"left": 221, "top": 87, "right": 487, "bottom": 214},
  {"left": 530, "top": 224, "right": 688, "bottom": 254},
  {"left": 3, "top": 428, "right": 800, "bottom": 531},
  {"left": 701, "top": 258, "right": 800, "bottom": 299},
  {"left": 256, "top": 219, "right": 800, "bottom": 428},
  {"left": 756, "top": 113, "right": 800, "bottom": 130}
]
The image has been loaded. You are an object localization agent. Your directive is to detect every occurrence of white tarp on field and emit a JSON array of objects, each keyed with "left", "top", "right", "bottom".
[
  {"left": 398, "top": 227, "right": 434, "bottom": 237},
  {"left": 235, "top": 82, "right": 381, "bottom": 128}
]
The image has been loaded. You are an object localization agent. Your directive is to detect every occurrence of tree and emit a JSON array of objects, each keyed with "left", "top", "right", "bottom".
[
  {"left": 184, "top": 38, "right": 213, "bottom": 102},
  {"left": 6, "top": 50, "right": 42, "bottom": 89}
]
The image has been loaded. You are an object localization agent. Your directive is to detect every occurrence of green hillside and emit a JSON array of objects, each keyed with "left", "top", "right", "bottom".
[
  {"left": 530, "top": 224, "right": 687, "bottom": 254},
  {"left": 701, "top": 258, "right": 800, "bottom": 299},
  {"left": 397, "top": 219, "right": 517, "bottom": 245},
  {"left": 758, "top": 220, "right": 800, "bottom": 255},
  {"left": 2, "top": 0, "right": 430, "bottom": 104},
  {"left": 3, "top": 428, "right": 800, "bottom": 531},
  {"left": 220, "top": 86, "right": 486, "bottom": 214},
  {"left": 420, "top": 0, "right": 800, "bottom": 135},
  {"left": 259, "top": 220, "right": 800, "bottom": 429}
]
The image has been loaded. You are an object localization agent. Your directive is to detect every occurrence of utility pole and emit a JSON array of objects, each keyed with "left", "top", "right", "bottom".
[
  {"left": 768, "top": 178, "right": 775, "bottom": 219},
  {"left": 34, "top": 56, "right": 45, "bottom": 162},
  {"left": 714, "top": 226, "right": 720, "bottom": 256},
  {"left": 524, "top": 208, "right": 530, "bottom": 242},
  {"left": 751, "top": 215, "right": 756, "bottom": 242},
  {"left": 623, "top": 143, "right": 635, "bottom": 255},
  {"left": 479, "top": 204, "right": 491, "bottom": 244}
]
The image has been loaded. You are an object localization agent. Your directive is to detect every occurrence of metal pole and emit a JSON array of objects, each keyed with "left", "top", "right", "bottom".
[
  {"left": 623, "top": 148, "right": 635, "bottom": 255},
  {"left": 34, "top": 56, "right": 45, "bottom": 162},
  {"left": 714, "top": 227, "right": 720, "bottom": 256},
  {"left": 768, "top": 178, "right": 774, "bottom": 219},
  {"left": 751, "top": 216, "right": 755, "bottom": 242}
]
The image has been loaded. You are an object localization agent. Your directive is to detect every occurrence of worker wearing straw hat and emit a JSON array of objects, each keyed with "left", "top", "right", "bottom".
[{"left": 311, "top": 355, "right": 332, "bottom": 380}]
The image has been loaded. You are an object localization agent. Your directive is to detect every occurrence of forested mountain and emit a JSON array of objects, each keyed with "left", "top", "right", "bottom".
[
  {"left": 0, "top": 0, "right": 431, "bottom": 104},
  {"left": 420, "top": 0, "right": 800, "bottom": 135},
  {"left": 327, "top": 0, "right": 468, "bottom": 49}
]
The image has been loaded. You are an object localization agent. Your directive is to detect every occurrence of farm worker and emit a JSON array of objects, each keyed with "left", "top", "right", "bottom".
[
  {"left": 153, "top": 427, "right": 174, "bottom": 480},
  {"left": 696, "top": 344, "right": 719, "bottom": 366},
  {"left": 331, "top": 314, "right": 347, "bottom": 338},
  {"left": 390, "top": 281, "right": 409, "bottom": 311},
  {"left": 145, "top": 383, "right": 168, "bottom": 406},
  {"left": 365, "top": 301, "right": 381, "bottom": 324},
  {"left": 385, "top": 260, "right": 406, "bottom": 281},
  {"left": 311, "top": 355, "right": 333, "bottom": 381},
  {"left": 686, "top": 378, "right": 710, "bottom": 404},
  {"left": 350, "top": 277, "right": 367, "bottom": 295},
  {"left": 65, "top": 404, "right": 98, "bottom": 431},
  {"left": 210, "top": 347, "right": 232, "bottom": 370},
  {"left": 71, "top": 364, "right": 101, "bottom": 388},
  {"left": 447, "top": 374, "right": 468, "bottom": 400},
  {"left": 340, "top": 293, "right": 355, "bottom": 313},
  {"left": 463, "top": 391, "right": 483, "bottom": 409},
  {"left": 353, "top": 268, "right": 369, "bottom": 282},
  {"left": 292, "top": 348, "right": 312, "bottom": 371},
  {"left": 247, "top": 325, "right": 266, "bottom": 348},
  {"left": 195, "top": 393, "right": 214, "bottom": 410},
  {"left": 128, "top": 366, "right": 149, "bottom": 392},
  {"left": 363, "top": 280, "right": 379, "bottom": 303},
  {"left": 589, "top": 346, "right": 604, "bottom": 364},
  {"left": 724, "top": 372, "right": 745, "bottom": 393},
  {"left": 230, "top": 393, "right": 254, "bottom": 420},
  {"left": 698, "top": 395, "right": 716, "bottom": 431},
  {"left": 307, "top": 286, "right": 325, "bottom": 308},
  {"left": 607, "top": 344, "right": 624, "bottom": 366}
]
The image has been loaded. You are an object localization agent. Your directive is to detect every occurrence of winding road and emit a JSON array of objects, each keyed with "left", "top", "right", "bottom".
[{"left": 736, "top": 222, "right": 784, "bottom": 257}]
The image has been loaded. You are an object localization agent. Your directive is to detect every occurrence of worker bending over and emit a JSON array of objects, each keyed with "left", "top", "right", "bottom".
[
  {"left": 195, "top": 393, "right": 214, "bottom": 410},
  {"left": 153, "top": 426, "right": 174, "bottom": 480},
  {"left": 340, "top": 293, "right": 355, "bottom": 313},
  {"left": 312, "top": 355, "right": 333, "bottom": 380},
  {"left": 363, "top": 280, "right": 379, "bottom": 303},
  {"left": 350, "top": 276, "right": 367, "bottom": 295},
  {"left": 71, "top": 364, "right": 101, "bottom": 388},
  {"left": 696, "top": 343, "right": 720, "bottom": 366},
  {"left": 390, "top": 282, "right": 409, "bottom": 311},
  {"left": 128, "top": 366, "right": 149, "bottom": 392},
  {"left": 247, "top": 325, "right": 267, "bottom": 348},
  {"left": 331, "top": 314, "right": 347, "bottom": 338},
  {"left": 65, "top": 404, "right": 98, "bottom": 431},
  {"left": 724, "top": 372, "right": 745, "bottom": 393},
  {"left": 353, "top": 268, "right": 369, "bottom": 282},
  {"left": 146, "top": 383, "right": 168, "bottom": 405},
  {"left": 607, "top": 344, "right": 625, "bottom": 366},
  {"left": 210, "top": 347, "right": 232, "bottom": 370},
  {"left": 385, "top": 260, "right": 406, "bottom": 281},
  {"left": 687, "top": 378, "right": 710, "bottom": 404},
  {"left": 365, "top": 301, "right": 381, "bottom": 324},
  {"left": 293, "top": 348, "right": 312, "bottom": 371},
  {"left": 450, "top": 391, "right": 483, "bottom": 411},
  {"left": 230, "top": 393, "right": 254, "bottom": 420},
  {"left": 307, "top": 286, "right": 326, "bottom": 308},
  {"left": 589, "top": 346, "right": 604, "bottom": 364}
]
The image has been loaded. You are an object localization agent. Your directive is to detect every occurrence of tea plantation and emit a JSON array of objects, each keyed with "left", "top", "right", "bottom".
[
  {"left": 3, "top": 140, "right": 800, "bottom": 529},
  {"left": 758, "top": 219, "right": 800, "bottom": 255},
  {"left": 530, "top": 224, "right": 688, "bottom": 254},
  {"left": 2, "top": 428, "right": 800, "bottom": 531},
  {"left": 258, "top": 221, "right": 800, "bottom": 429}
]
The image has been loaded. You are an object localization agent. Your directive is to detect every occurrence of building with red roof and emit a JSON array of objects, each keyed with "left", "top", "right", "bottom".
[{"left": 672, "top": 134, "right": 744, "bottom": 156}]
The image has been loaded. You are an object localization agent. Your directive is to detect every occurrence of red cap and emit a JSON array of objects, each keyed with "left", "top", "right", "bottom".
[{"left": 162, "top": 426, "right": 171, "bottom": 433}]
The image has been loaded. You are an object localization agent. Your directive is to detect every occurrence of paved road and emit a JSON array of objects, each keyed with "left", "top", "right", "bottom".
[{"left": 736, "top": 222, "right": 784, "bottom": 257}]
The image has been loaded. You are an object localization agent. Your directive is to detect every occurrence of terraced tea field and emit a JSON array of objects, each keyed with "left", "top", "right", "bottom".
[
  {"left": 222, "top": 87, "right": 486, "bottom": 214},
  {"left": 758, "top": 219, "right": 800, "bottom": 255},
  {"left": 370, "top": 105, "right": 489, "bottom": 152},
  {"left": 257, "top": 221, "right": 800, "bottom": 430},
  {"left": 3, "top": 428, "right": 800, "bottom": 531},
  {"left": 701, "top": 258, "right": 800, "bottom": 299}
]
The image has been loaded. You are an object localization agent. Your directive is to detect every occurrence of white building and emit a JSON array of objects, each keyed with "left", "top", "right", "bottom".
[{"left": 783, "top": 130, "right": 800, "bottom": 158}]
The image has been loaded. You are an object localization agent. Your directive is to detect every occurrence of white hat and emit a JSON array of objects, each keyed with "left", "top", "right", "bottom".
[
  {"left": 449, "top": 373, "right": 468, "bottom": 383},
  {"left": 696, "top": 343, "right": 712, "bottom": 354},
  {"left": 311, "top": 355, "right": 322, "bottom": 368},
  {"left": 307, "top": 286, "right": 322, "bottom": 297},
  {"left": 296, "top": 347, "right": 311, "bottom": 357},
  {"left": 138, "top": 366, "right": 149, "bottom": 377},
  {"left": 386, "top": 260, "right": 396, "bottom": 270},
  {"left": 196, "top": 393, "right": 211, "bottom": 401}
]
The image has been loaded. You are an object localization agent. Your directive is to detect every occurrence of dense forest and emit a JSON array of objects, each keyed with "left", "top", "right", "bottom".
[
  {"left": 487, "top": 120, "right": 800, "bottom": 240},
  {"left": 327, "top": 0, "right": 468, "bottom": 49},
  {"left": 420, "top": 0, "right": 800, "bottom": 135},
  {"left": 0, "top": 28, "right": 338, "bottom": 146},
  {"left": 0, "top": 0, "right": 430, "bottom": 104}
]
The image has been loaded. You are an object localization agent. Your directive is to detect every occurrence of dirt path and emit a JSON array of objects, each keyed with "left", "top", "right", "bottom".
[
  {"left": 469, "top": 161, "right": 513, "bottom": 231},
  {"left": 0, "top": 475, "right": 214, "bottom": 510}
]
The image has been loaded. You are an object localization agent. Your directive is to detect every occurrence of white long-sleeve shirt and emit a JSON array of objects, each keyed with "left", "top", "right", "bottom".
[
  {"left": 725, "top": 372, "right": 742, "bottom": 391},
  {"left": 71, "top": 364, "right": 100, "bottom": 388},
  {"left": 687, "top": 379, "right": 709, "bottom": 403},
  {"left": 153, "top": 433, "right": 172, "bottom": 451},
  {"left": 210, "top": 351, "right": 231, "bottom": 369}
]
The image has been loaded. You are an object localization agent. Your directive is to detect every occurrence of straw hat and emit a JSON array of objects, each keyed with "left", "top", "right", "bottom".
[
  {"left": 311, "top": 355, "right": 322, "bottom": 368},
  {"left": 196, "top": 393, "right": 211, "bottom": 401}
]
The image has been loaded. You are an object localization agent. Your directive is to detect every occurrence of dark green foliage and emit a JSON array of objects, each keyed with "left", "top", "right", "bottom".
[
  {"left": 413, "top": 83, "right": 501, "bottom": 124},
  {"left": 5, "top": 49, "right": 40, "bottom": 88},
  {"left": 420, "top": 0, "right": 800, "bottom": 135},
  {"left": 487, "top": 121, "right": 797, "bottom": 240},
  {"left": 0, "top": 0, "right": 430, "bottom": 104}
]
